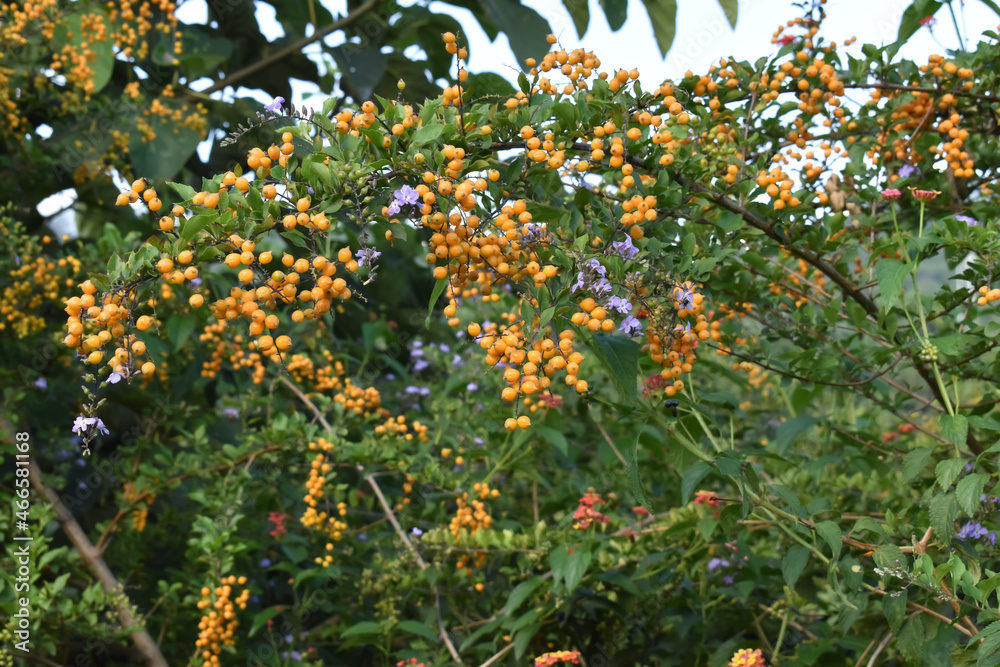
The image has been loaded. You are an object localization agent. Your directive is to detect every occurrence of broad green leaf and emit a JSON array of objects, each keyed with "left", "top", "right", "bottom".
[
  {"left": 773, "top": 415, "right": 821, "bottom": 455},
  {"left": 902, "top": 447, "right": 933, "bottom": 484},
  {"left": 716, "top": 0, "right": 738, "bottom": 27},
  {"left": 249, "top": 606, "right": 283, "bottom": 637},
  {"left": 167, "top": 181, "right": 197, "bottom": 201},
  {"left": 937, "top": 458, "right": 965, "bottom": 490},
  {"left": 563, "top": 547, "right": 592, "bottom": 593},
  {"left": 599, "top": 0, "right": 628, "bottom": 31},
  {"left": 897, "top": 615, "right": 926, "bottom": 661},
  {"left": 928, "top": 492, "right": 959, "bottom": 544},
  {"left": 514, "top": 622, "right": 539, "bottom": 659},
  {"left": 396, "top": 620, "right": 438, "bottom": 642},
  {"left": 341, "top": 621, "right": 382, "bottom": 637},
  {"left": 883, "top": 588, "right": 908, "bottom": 633},
  {"left": 53, "top": 12, "right": 114, "bottom": 93},
  {"left": 782, "top": 545, "right": 810, "bottom": 588},
  {"left": 411, "top": 124, "right": 445, "bottom": 146},
  {"left": 771, "top": 484, "right": 808, "bottom": 518},
  {"left": 153, "top": 26, "right": 232, "bottom": 76},
  {"left": 681, "top": 461, "right": 712, "bottom": 505},
  {"left": 814, "top": 520, "right": 842, "bottom": 561},
  {"left": 640, "top": 0, "right": 677, "bottom": 57},
  {"left": 893, "top": 1, "right": 943, "bottom": 56},
  {"left": 957, "top": 473, "right": 989, "bottom": 516},
  {"left": 181, "top": 212, "right": 217, "bottom": 242},
  {"left": 479, "top": 0, "right": 552, "bottom": 67},
  {"left": 590, "top": 334, "right": 639, "bottom": 405},
  {"left": 166, "top": 315, "right": 197, "bottom": 352},
  {"left": 562, "top": 0, "right": 589, "bottom": 37},
  {"left": 503, "top": 576, "right": 545, "bottom": 616},
  {"left": 941, "top": 414, "right": 969, "bottom": 452},
  {"left": 874, "top": 258, "right": 911, "bottom": 310},
  {"left": 425, "top": 278, "right": 448, "bottom": 327},
  {"left": 549, "top": 545, "right": 568, "bottom": 588},
  {"left": 537, "top": 426, "right": 569, "bottom": 456}
]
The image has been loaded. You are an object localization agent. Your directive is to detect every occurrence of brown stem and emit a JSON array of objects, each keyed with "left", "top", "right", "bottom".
[{"left": 28, "top": 462, "right": 169, "bottom": 667}]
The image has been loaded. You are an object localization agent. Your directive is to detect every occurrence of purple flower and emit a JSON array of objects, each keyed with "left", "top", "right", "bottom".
[
  {"left": 956, "top": 214, "right": 979, "bottom": 227},
  {"left": 451, "top": 354, "right": 463, "bottom": 366},
  {"left": 466, "top": 382, "right": 478, "bottom": 392},
  {"left": 473, "top": 437, "right": 484, "bottom": 446},
  {"left": 965, "top": 462, "right": 976, "bottom": 473},
  {"left": 572, "top": 272, "right": 586, "bottom": 292},
  {"left": 264, "top": 96, "right": 285, "bottom": 112},
  {"left": 14, "top": 255, "right": 20, "bottom": 266},
  {"left": 592, "top": 277, "right": 612, "bottom": 296},
  {"left": 707, "top": 557, "right": 730, "bottom": 571},
  {"left": 619, "top": 314, "right": 643, "bottom": 337},
  {"left": 413, "top": 359, "right": 430, "bottom": 372},
  {"left": 188, "top": 277, "right": 202, "bottom": 287},
  {"left": 108, "top": 371, "right": 124, "bottom": 385},
  {"left": 612, "top": 235, "right": 639, "bottom": 260},
  {"left": 387, "top": 185, "right": 420, "bottom": 215},
  {"left": 521, "top": 222, "right": 548, "bottom": 243},
  {"left": 957, "top": 521, "right": 990, "bottom": 541},
  {"left": 587, "top": 259, "right": 607, "bottom": 277},
  {"left": 260, "top": 558, "right": 272, "bottom": 567},
  {"left": 72, "top": 416, "right": 109, "bottom": 437},
  {"left": 411, "top": 527, "right": 423, "bottom": 536},
  {"left": 898, "top": 164, "right": 922, "bottom": 179},
  {"left": 307, "top": 186, "right": 314, "bottom": 194},
  {"left": 722, "top": 575, "right": 735, "bottom": 585},
  {"left": 438, "top": 343, "right": 451, "bottom": 353},
  {"left": 356, "top": 247, "right": 381, "bottom": 267},
  {"left": 33, "top": 377, "right": 47, "bottom": 389},
  {"left": 223, "top": 407, "right": 240, "bottom": 419},
  {"left": 675, "top": 288, "right": 695, "bottom": 310},
  {"left": 606, "top": 295, "right": 632, "bottom": 315},
  {"left": 358, "top": 533, "right": 367, "bottom": 541}
]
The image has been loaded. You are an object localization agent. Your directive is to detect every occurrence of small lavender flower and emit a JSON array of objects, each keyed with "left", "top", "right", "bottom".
[
  {"left": 14, "top": 255, "right": 20, "bottom": 266},
  {"left": 387, "top": 185, "right": 420, "bottom": 215},
  {"left": 675, "top": 288, "right": 695, "bottom": 310},
  {"left": 473, "top": 437, "right": 484, "bottom": 446},
  {"left": 413, "top": 359, "right": 430, "bottom": 372},
  {"left": 898, "top": 164, "right": 921, "bottom": 179},
  {"left": 619, "top": 314, "right": 643, "bottom": 337},
  {"left": 451, "top": 354, "right": 463, "bottom": 366},
  {"left": 708, "top": 557, "right": 730, "bottom": 571},
  {"left": 466, "top": 382, "right": 478, "bottom": 392},
  {"left": 956, "top": 214, "right": 979, "bottom": 227},
  {"left": 606, "top": 295, "right": 632, "bottom": 315},
  {"left": 307, "top": 186, "right": 314, "bottom": 194},
  {"left": 356, "top": 247, "right": 381, "bottom": 267},
  {"left": 438, "top": 343, "right": 451, "bottom": 353},
  {"left": 108, "top": 371, "right": 124, "bottom": 385},
  {"left": 722, "top": 575, "right": 735, "bottom": 585},
  {"left": 358, "top": 533, "right": 367, "bottom": 541},
  {"left": 264, "top": 96, "right": 285, "bottom": 112},
  {"left": 411, "top": 527, "right": 423, "bottom": 537},
  {"left": 521, "top": 222, "right": 549, "bottom": 243},
  {"left": 33, "top": 377, "right": 47, "bottom": 389},
  {"left": 612, "top": 235, "right": 639, "bottom": 260},
  {"left": 188, "top": 277, "right": 202, "bottom": 287},
  {"left": 957, "top": 521, "right": 989, "bottom": 541},
  {"left": 260, "top": 558, "right": 272, "bottom": 567},
  {"left": 223, "top": 407, "right": 240, "bottom": 419},
  {"left": 72, "top": 416, "right": 109, "bottom": 437}
]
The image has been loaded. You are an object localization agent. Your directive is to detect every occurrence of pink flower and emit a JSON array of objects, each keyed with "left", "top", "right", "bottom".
[
  {"left": 693, "top": 490, "right": 720, "bottom": 507},
  {"left": 729, "top": 648, "right": 766, "bottom": 667},
  {"left": 919, "top": 16, "right": 937, "bottom": 27},
  {"left": 910, "top": 188, "right": 940, "bottom": 200},
  {"left": 880, "top": 188, "right": 901, "bottom": 200}
]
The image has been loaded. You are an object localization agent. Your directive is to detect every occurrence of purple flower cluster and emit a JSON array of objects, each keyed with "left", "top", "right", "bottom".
[
  {"left": 619, "top": 314, "right": 642, "bottom": 337},
  {"left": 956, "top": 214, "right": 979, "bottom": 227},
  {"left": 355, "top": 247, "right": 381, "bottom": 267},
  {"left": 612, "top": 234, "right": 639, "bottom": 260},
  {"left": 572, "top": 259, "right": 611, "bottom": 296},
  {"left": 897, "top": 164, "right": 922, "bottom": 179},
  {"left": 72, "top": 415, "right": 109, "bottom": 437},
  {"left": 957, "top": 521, "right": 997, "bottom": 545},
  {"left": 606, "top": 295, "right": 632, "bottom": 316},
  {"left": 387, "top": 185, "right": 420, "bottom": 215}
]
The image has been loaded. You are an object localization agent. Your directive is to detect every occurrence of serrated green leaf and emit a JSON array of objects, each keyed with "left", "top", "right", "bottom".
[
  {"left": 503, "top": 576, "right": 545, "bottom": 616},
  {"left": 957, "top": 473, "right": 989, "bottom": 516},
  {"left": 902, "top": 447, "right": 933, "bottom": 484},
  {"left": 941, "top": 414, "right": 969, "bottom": 452},
  {"left": 929, "top": 492, "right": 959, "bottom": 544},
  {"left": 782, "top": 545, "right": 810, "bottom": 588},
  {"left": 814, "top": 520, "right": 842, "bottom": 561},
  {"left": 874, "top": 258, "right": 911, "bottom": 310},
  {"left": 937, "top": 458, "right": 965, "bottom": 490}
]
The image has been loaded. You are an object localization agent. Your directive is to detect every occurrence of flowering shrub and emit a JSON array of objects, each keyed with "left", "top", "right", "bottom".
[{"left": 5, "top": 0, "right": 1000, "bottom": 665}]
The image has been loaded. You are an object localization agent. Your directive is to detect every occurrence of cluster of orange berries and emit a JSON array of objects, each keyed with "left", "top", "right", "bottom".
[
  {"left": 1, "top": 242, "right": 80, "bottom": 337},
  {"left": 63, "top": 280, "right": 159, "bottom": 378},
  {"left": 122, "top": 481, "right": 156, "bottom": 532},
  {"left": 641, "top": 285, "right": 717, "bottom": 398},
  {"left": 395, "top": 474, "right": 418, "bottom": 511},
  {"left": 300, "top": 438, "right": 348, "bottom": 543},
  {"left": 375, "top": 415, "right": 429, "bottom": 442},
  {"left": 755, "top": 167, "right": 801, "bottom": 210},
  {"left": 449, "top": 485, "right": 496, "bottom": 540},
  {"left": 195, "top": 576, "right": 249, "bottom": 665},
  {"left": 977, "top": 285, "right": 1000, "bottom": 306}
]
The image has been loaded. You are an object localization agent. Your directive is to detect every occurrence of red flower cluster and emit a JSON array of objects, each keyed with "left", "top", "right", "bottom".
[
  {"left": 535, "top": 650, "right": 581, "bottom": 666},
  {"left": 268, "top": 512, "right": 288, "bottom": 538},
  {"left": 693, "top": 490, "right": 720, "bottom": 507},
  {"left": 397, "top": 659, "right": 425, "bottom": 667},
  {"left": 573, "top": 493, "right": 610, "bottom": 530}
]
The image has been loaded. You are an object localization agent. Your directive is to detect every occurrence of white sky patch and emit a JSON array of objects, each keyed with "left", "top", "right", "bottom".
[
  {"left": 175, "top": 0, "right": 208, "bottom": 25},
  {"left": 254, "top": 1, "right": 285, "bottom": 41}
]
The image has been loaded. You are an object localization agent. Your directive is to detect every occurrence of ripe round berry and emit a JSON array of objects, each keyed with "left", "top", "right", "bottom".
[
  {"left": 136, "top": 315, "right": 153, "bottom": 331},
  {"left": 141, "top": 361, "right": 155, "bottom": 376},
  {"left": 516, "top": 415, "right": 531, "bottom": 429},
  {"left": 189, "top": 294, "right": 204, "bottom": 308},
  {"left": 296, "top": 198, "right": 310, "bottom": 212},
  {"left": 504, "top": 418, "right": 517, "bottom": 431}
]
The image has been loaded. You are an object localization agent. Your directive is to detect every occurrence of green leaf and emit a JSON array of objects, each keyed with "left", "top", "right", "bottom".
[
  {"left": 902, "top": 447, "right": 933, "bottom": 484},
  {"left": 479, "top": 0, "right": 552, "bottom": 67},
  {"left": 718, "top": 504, "right": 741, "bottom": 534},
  {"left": 153, "top": 26, "right": 232, "bottom": 77},
  {"left": 181, "top": 212, "right": 217, "bottom": 242},
  {"left": 941, "top": 414, "right": 969, "bottom": 452},
  {"left": 53, "top": 12, "right": 113, "bottom": 93},
  {"left": 599, "top": 0, "right": 628, "bottom": 31},
  {"left": 128, "top": 107, "right": 202, "bottom": 181},
  {"left": 640, "top": 0, "right": 677, "bottom": 57},
  {"left": 628, "top": 429, "right": 652, "bottom": 513},
  {"left": 589, "top": 334, "right": 639, "bottom": 405},
  {"left": 396, "top": 620, "right": 438, "bottom": 642},
  {"left": 563, "top": 548, "right": 592, "bottom": 593},
  {"left": 537, "top": 426, "right": 569, "bottom": 456},
  {"left": 883, "top": 588, "right": 908, "bottom": 633},
  {"left": 503, "top": 576, "right": 545, "bottom": 615},
  {"left": 894, "top": 1, "right": 943, "bottom": 55},
  {"left": 773, "top": 415, "right": 821, "bottom": 455},
  {"left": 167, "top": 181, "right": 197, "bottom": 201},
  {"left": 897, "top": 615, "right": 926, "bottom": 662},
  {"left": 549, "top": 545, "right": 568, "bottom": 588},
  {"left": 562, "top": 0, "right": 589, "bottom": 37},
  {"left": 514, "top": 622, "right": 539, "bottom": 659},
  {"left": 716, "top": 0, "right": 738, "bottom": 27},
  {"left": 464, "top": 72, "right": 516, "bottom": 98},
  {"left": 814, "top": 520, "right": 843, "bottom": 561},
  {"left": 875, "top": 258, "right": 911, "bottom": 310},
  {"left": 411, "top": 124, "right": 445, "bottom": 146},
  {"left": 782, "top": 545, "right": 810, "bottom": 589},
  {"left": 341, "top": 621, "right": 382, "bottom": 637},
  {"left": 771, "top": 484, "right": 808, "bottom": 518},
  {"left": 957, "top": 473, "right": 989, "bottom": 516},
  {"left": 249, "top": 606, "right": 283, "bottom": 637},
  {"left": 980, "top": 0, "right": 1000, "bottom": 18},
  {"left": 928, "top": 492, "right": 959, "bottom": 544},
  {"left": 681, "top": 461, "right": 712, "bottom": 505},
  {"left": 166, "top": 315, "right": 197, "bottom": 352},
  {"left": 937, "top": 458, "right": 965, "bottom": 490},
  {"left": 425, "top": 278, "right": 448, "bottom": 327}
]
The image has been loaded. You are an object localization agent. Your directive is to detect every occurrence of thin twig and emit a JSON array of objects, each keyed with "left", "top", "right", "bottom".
[{"left": 478, "top": 643, "right": 515, "bottom": 667}]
